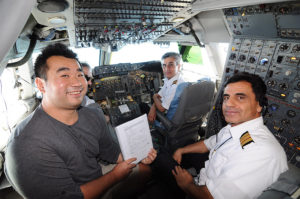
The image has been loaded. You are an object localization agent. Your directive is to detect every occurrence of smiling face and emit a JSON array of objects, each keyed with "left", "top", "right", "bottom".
[
  {"left": 162, "top": 56, "right": 181, "bottom": 79},
  {"left": 222, "top": 81, "right": 262, "bottom": 127},
  {"left": 36, "top": 56, "right": 87, "bottom": 111}
]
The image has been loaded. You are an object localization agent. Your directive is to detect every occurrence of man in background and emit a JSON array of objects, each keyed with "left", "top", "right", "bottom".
[
  {"left": 147, "top": 52, "right": 185, "bottom": 123},
  {"left": 81, "top": 62, "right": 95, "bottom": 106},
  {"left": 80, "top": 62, "right": 111, "bottom": 127},
  {"left": 81, "top": 62, "right": 93, "bottom": 95}
]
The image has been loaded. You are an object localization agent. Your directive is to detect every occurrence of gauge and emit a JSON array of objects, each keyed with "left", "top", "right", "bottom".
[
  {"left": 279, "top": 83, "right": 288, "bottom": 90},
  {"left": 279, "top": 43, "right": 290, "bottom": 52},
  {"left": 229, "top": 53, "right": 236, "bottom": 60},
  {"left": 292, "top": 44, "right": 300, "bottom": 53},
  {"left": 248, "top": 56, "right": 256, "bottom": 63},
  {"left": 267, "top": 80, "right": 277, "bottom": 87},
  {"left": 286, "top": 110, "right": 296, "bottom": 118},
  {"left": 238, "top": 54, "right": 246, "bottom": 62}
]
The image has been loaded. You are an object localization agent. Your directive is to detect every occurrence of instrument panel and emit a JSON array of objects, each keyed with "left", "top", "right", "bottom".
[
  {"left": 93, "top": 70, "right": 161, "bottom": 102},
  {"left": 92, "top": 61, "right": 162, "bottom": 127}
]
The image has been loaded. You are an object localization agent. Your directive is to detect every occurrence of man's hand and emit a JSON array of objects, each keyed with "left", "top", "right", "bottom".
[
  {"left": 173, "top": 148, "right": 183, "bottom": 164},
  {"left": 141, "top": 148, "right": 157, "bottom": 164},
  {"left": 148, "top": 105, "right": 156, "bottom": 122},
  {"left": 153, "top": 93, "right": 161, "bottom": 100},
  {"left": 172, "top": 166, "right": 194, "bottom": 191},
  {"left": 111, "top": 158, "right": 137, "bottom": 181},
  {"left": 152, "top": 93, "right": 166, "bottom": 112}
]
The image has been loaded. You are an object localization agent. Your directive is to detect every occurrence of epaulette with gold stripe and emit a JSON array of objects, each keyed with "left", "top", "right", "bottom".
[
  {"left": 172, "top": 80, "right": 178, "bottom": 85},
  {"left": 240, "top": 131, "right": 254, "bottom": 149}
]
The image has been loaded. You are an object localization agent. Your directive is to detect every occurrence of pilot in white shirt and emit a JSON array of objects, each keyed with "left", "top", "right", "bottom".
[
  {"left": 158, "top": 73, "right": 185, "bottom": 111},
  {"left": 198, "top": 116, "right": 287, "bottom": 199},
  {"left": 148, "top": 52, "right": 185, "bottom": 122},
  {"left": 172, "top": 73, "right": 288, "bottom": 199}
]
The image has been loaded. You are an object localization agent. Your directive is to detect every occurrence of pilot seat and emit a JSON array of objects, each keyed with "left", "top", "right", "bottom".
[{"left": 151, "top": 80, "right": 215, "bottom": 153}]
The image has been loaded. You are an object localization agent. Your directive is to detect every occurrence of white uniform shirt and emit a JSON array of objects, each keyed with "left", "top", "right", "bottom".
[
  {"left": 158, "top": 73, "right": 185, "bottom": 110},
  {"left": 197, "top": 117, "right": 288, "bottom": 199}
]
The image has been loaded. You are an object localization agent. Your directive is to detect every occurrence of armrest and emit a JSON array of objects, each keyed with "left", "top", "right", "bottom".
[
  {"left": 155, "top": 110, "right": 174, "bottom": 131},
  {"left": 258, "top": 164, "right": 300, "bottom": 199}
]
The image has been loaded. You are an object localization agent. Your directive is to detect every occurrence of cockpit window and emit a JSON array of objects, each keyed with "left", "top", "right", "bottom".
[
  {"left": 0, "top": 63, "right": 37, "bottom": 151},
  {"left": 110, "top": 42, "right": 228, "bottom": 82}
]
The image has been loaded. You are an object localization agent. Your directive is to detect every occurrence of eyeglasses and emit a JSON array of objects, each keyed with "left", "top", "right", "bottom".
[{"left": 85, "top": 75, "right": 92, "bottom": 81}]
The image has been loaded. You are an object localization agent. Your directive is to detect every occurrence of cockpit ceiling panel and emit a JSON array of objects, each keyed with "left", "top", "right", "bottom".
[{"left": 74, "top": 0, "right": 194, "bottom": 50}]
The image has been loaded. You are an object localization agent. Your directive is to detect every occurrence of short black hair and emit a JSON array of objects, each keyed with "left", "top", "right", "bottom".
[
  {"left": 81, "top": 62, "right": 91, "bottom": 69},
  {"left": 161, "top": 52, "right": 182, "bottom": 66},
  {"left": 34, "top": 43, "right": 79, "bottom": 80},
  {"left": 224, "top": 72, "right": 268, "bottom": 108}
]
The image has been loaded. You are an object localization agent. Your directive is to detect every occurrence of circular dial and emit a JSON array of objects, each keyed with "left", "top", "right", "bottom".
[
  {"left": 279, "top": 43, "right": 290, "bottom": 52},
  {"left": 292, "top": 44, "right": 300, "bottom": 53},
  {"left": 238, "top": 54, "right": 246, "bottom": 62},
  {"left": 286, "top": 110, "right": 296, "bottom": 118},
  {"left": 229, "top": 53, "right": 236, "bottom": 60},
  {"left": 248, "top": 56, "right": 256, "bottom": 63}
]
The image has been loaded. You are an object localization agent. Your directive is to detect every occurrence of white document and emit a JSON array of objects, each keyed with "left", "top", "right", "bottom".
[
  {"left": 115, "top": 114, "right": 153, "bottom": 164},
  {"left": 118, "top": 104, "right": 130, "bottom": 114}
]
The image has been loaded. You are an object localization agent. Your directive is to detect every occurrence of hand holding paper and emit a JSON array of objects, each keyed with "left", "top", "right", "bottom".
[
  {"left": 112, "top": 157, "right": 137, "bottom": 181},
  {"left": 141, "top": 148, "right": 157, "bottom": 165},
  {"left": 115, "top": 114, "right": 155, "bottom": 164}
]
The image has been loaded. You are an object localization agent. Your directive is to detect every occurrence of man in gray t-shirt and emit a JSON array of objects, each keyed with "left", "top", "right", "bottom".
[{"left": 4, "top": 43, "right": 156, "bottom": 199}]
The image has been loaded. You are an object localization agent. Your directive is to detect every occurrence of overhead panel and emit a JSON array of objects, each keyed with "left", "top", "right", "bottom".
[{"left": 74, "top": 0, "right": 193, "bottom": 51}]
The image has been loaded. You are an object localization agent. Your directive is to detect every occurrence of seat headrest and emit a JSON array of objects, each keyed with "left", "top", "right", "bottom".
[{"left": 172, "top": 81, "right": 215, "bottom": 126}]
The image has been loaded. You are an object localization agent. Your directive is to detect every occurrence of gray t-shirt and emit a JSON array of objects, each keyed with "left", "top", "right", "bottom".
[{"left": 4, "top": 105, "right": 120, "bottom": 199}]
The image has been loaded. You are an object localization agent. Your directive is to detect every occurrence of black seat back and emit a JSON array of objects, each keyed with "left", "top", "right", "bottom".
[
  {"left": 154, "top": 81, "right": 215, "bottom": 152},
  {"left": 172, "top": 81, "right": 215, "bottom": 127}
]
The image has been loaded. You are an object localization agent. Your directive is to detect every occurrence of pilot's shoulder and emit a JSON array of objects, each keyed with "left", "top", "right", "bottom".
[{"left": 243, "top": 129, "right": 285, "bottom": 155}]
